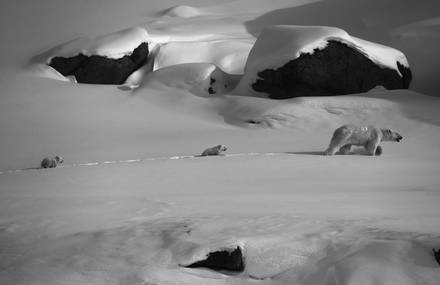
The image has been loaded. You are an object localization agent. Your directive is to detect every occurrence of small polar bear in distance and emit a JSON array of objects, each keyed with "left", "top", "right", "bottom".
[
  {"left": 41, "top": 156, "right": 64, "bottom": 168},
  {"left": 324, "top": 125, "right": 403, "bottom": 156},
  {"left": 200, "top": 144, "right": 228, "bottom": 156}
]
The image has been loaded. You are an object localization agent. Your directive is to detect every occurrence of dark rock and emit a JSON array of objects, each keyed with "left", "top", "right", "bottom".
[
  {"left": 49, "top": 42, "right": 149, "bottom": 85},
  {"left": 433, "top": 248, "right": 440, "bottom": 266},
  {"left": 50, "top": 54, "right": 88, "bottom": 75},
  {"left": 186, "top": 247, "right": 244, "bottom": 272},
  {"left": 252, "top": 40, "right": 412, "bottom": 99}
]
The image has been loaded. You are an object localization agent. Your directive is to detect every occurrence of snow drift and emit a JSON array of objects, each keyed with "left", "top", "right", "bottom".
[{"left": 139, "top": 63, "right": 240, "bottom": 97}]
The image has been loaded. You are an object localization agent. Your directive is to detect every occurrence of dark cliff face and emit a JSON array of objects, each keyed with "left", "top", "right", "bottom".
[
  {"left": 252, "top": 40, "right": 412, "bottom": 99},
  {"left": 49, "top": 42, "right": 149, "bottom": 85}
]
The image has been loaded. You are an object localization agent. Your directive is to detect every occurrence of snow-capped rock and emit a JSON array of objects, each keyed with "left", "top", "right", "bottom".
[
  {"left": 235, "top": 25, "right": 412, "bottom": 99},
  {"left": 49, "top": 43, "right": 149, "bottom": 85},
  {"left": 47, "top": 27, "right": 150, "bottom": 84}
]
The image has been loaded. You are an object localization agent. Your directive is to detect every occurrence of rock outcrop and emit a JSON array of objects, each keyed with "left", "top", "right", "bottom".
[
  {"left": 49, "top": 42, "right": 149, "bottom": 85},
  {"left": 186, "top": 247, "right": 244, "bottom": 272},
  {"left": 252, "top": 40, "right": 412, "bottom": 99}
]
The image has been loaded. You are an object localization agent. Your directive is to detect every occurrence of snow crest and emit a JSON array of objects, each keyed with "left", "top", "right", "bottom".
[{"left": 46, "top": 27, "right": 150, "bottom": 62}]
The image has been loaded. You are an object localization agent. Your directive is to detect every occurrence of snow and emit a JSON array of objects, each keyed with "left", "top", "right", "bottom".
[
  {"left": 1, "top": 0, "right": 440, "bottom": 284},
  {"left": 138, "top": 62, "right": 239, "bottom": 97},
  {"left": 162, "top": 5, "right": 204, "bottom": 18},
  {"left": 153, "top": 39, "right": 253, "bottom": 74},
  {"left": 45, "top": 26, "right": 150, "bottom": 61},
  {"left": 235, "top": 25, "right": 410, "bottom": 96}
]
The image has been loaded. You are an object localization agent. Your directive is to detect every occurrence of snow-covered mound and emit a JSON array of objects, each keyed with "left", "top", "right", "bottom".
[
  {"left": 221, "top": 89, "right": 414, "bottom": 129},
  {"left": 26, "top": 64, "right": 76, "bottom": 83},
  {"left": 162, "top": 5, "right": 204, "bottom": 18},
  {"left": 138, "top": 63, "right": 240, "bottom": 97},
  {"left": 235, "top": 25, "right": 411, "bottom": 99},
  {"left": 153, "top": 39, "right": 254, "bottom": 74}
]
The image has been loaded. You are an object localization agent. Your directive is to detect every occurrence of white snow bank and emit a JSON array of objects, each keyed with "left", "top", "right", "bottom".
[
  {"left": 138, "top": 63, "right": 240, "bottom": 97},
  {"left": 26, "top": 63, "right": 75, "bottom": 83},
  {"left": 222, "top": 91, "right": 404, "bottom": 128},
  {"left": 45, "top": 27, "right": 150, "bottom": 62},
  {"left": 162, "top": 5, "right": 204, "bottom": 18},
  {"left": 235, "top": 25, "right": 409, "bottom": 96},
  {"left": 154, "top": 39, "right": 254, "bottom": 74}
]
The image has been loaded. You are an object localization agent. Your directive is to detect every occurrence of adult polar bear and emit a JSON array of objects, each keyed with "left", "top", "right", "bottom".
[{"left": 324, "top": 125, "right": 403, "bottom": 156}]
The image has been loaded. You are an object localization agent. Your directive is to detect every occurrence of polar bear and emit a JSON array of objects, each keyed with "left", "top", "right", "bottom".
[
  {"left": 324, "top": 125, "right": 402, "bottom": 156},
  {"left": 201, "top": 144, "right": 227, "bottom": 156},
  {"left": 41, "top": 155, "right": 64, "bottom": 168}
]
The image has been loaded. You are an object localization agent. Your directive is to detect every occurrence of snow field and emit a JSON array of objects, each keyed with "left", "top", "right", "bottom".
[{"left": 1, "top": 0, "right": 440, "bottom": 285}]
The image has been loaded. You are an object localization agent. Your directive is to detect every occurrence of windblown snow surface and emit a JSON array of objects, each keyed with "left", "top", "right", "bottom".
[{"left": 1, "top": 0, "right": 440, "bottom": 285}]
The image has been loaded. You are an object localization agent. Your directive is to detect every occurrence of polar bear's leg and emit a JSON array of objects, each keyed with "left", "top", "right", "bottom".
[
  {"left": 375, "top": 145, "right": 383, "bottom": 156},
  {"left": 324, "top": 132, "right": 350, "bottom": 156},
  {"left": 325, "top": 142, "right": 340, "bottom": 155},
  {"left": 339, "top": 144, "right": 352, "bottom": 155},
  {"left": 325, "top": 140, "right": 348, "bottom": 155},
  {"left": 365, "top": 139, "right": 380, "bottom": 156}
]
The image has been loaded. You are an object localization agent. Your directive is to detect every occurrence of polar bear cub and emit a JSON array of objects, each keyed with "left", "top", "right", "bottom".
[
  {"left": 324, "top": 125, "right": 402, "bottom": 156},
  {"left": 41, "top": 155, "right": 64, "bottom": 168},
  {"left": 201, "top": 144, "right": 228, "bottom": 156}
]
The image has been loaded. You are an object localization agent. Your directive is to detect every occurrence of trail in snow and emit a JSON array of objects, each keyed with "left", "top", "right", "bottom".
[{"left": 0, "top": 152, "right": 298, "bottom": 175}]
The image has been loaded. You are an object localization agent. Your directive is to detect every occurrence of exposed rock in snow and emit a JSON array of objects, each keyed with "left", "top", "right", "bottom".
[
  {"left": 41, "top": 27, "right": 150, "bottom": 84},
  {"left": 186, "top": 247, "right": 244, "bottom": 272},
  {"left": 235, "top": 25, "right": 412, "bottom": 99},
  {"left": 49, "top": 43, "right": 149, "bottom": 84}
]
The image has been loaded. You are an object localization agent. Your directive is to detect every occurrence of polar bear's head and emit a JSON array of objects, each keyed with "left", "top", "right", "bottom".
[
  {"left": 55, "top": 156, "right": 64, "bottom": 164},
  {"left": 381, "top": 129, "right": 403, "bottom": 142},
  {"left": 216, "top": 144, "right": 227, "bottom": 152}
]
